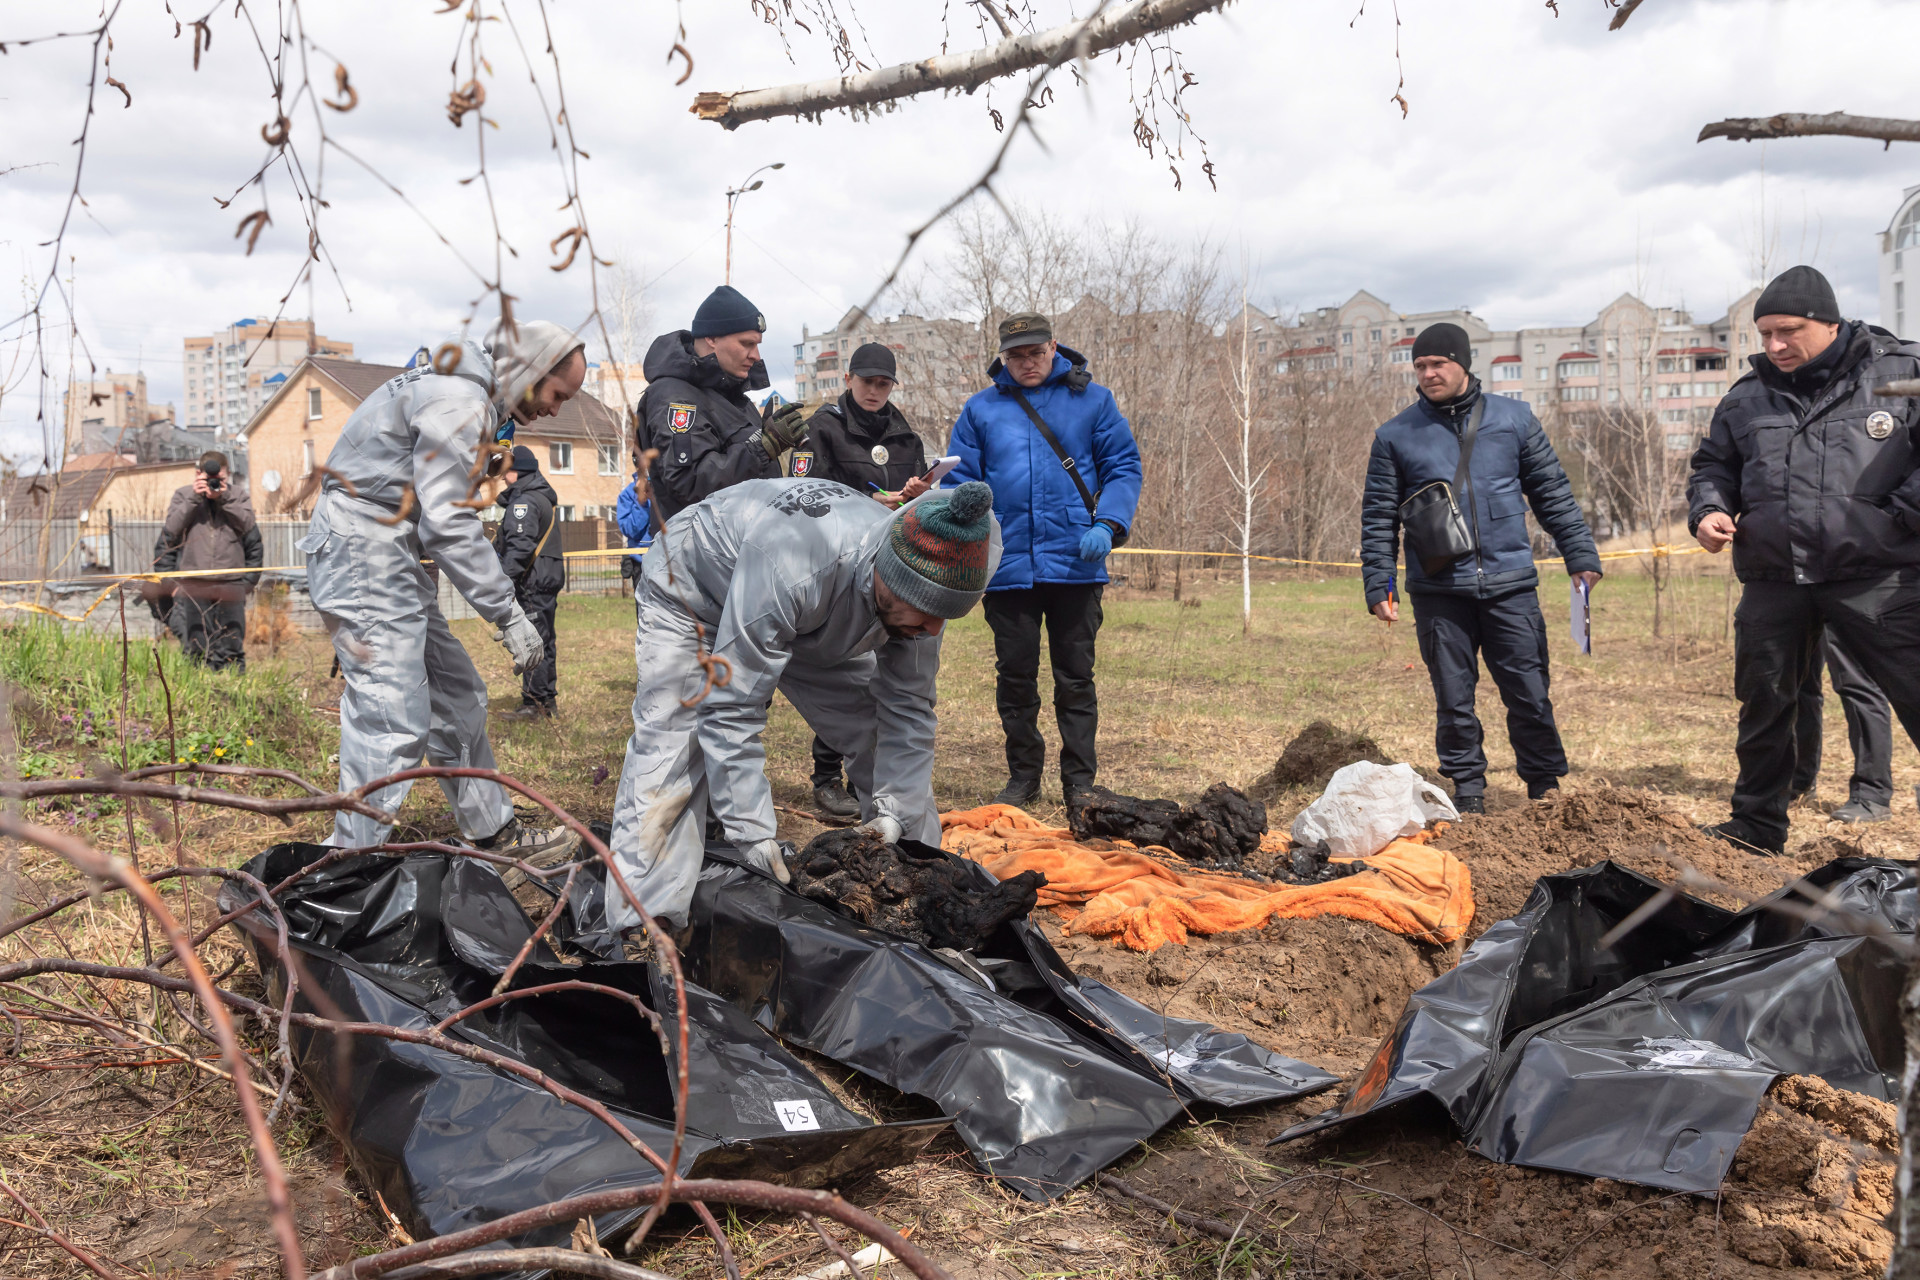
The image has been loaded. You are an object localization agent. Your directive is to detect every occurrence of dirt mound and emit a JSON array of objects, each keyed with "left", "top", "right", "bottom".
[
  {"left": 1724, "top": 1075, "right": 1897, "bottom": 1274},
  {"left": 1435, "top": 784, "right": 1796, "bottom": 937},
  {"left": 1044, "top": 911, "right": 1457, "bottom": 1075},
  {"left": 1067, "top": 782, "right": 1266, "bottom": 867},
  {"left": 1252, "top": 720, "right": 1389, "bottom": 799},
  {"left": 792, "top": 828, "right": 1044, "bottom": 951}
]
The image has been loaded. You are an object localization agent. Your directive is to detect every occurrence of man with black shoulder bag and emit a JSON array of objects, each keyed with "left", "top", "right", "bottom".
[
  {"left": 1360, "top": 323, "right": 1602, "bottom": 814},
  {"left": 949, "top": 313, "right": 1142, "bottom": 810}
]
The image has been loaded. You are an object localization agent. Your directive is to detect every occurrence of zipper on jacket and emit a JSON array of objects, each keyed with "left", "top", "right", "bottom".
[{"left": 1452, "top": 417, "right": 1485, "bottom": 580}]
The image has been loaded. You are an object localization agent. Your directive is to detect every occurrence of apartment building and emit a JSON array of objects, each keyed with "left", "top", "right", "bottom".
[
  {"left": 183, "top": 318, "right": 353, "bottom": 435},
  {"left": 1261, "top": 287, "right": 1764, "bottom": 452},
  {"left": 62, "top": 371, "right": 175, "bottom": 456},
  {"left": 1881, "top": 183, "right": 1920, "bottom": 337}
]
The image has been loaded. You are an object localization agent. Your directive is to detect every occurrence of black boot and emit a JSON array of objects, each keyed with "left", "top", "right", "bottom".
[{"left": 992, "top": 778, "right": 1041, "bottom": 808}]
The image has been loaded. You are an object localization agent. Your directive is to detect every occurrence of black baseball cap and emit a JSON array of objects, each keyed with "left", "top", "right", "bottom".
[{"left": 848, "top": 342, "right": 897, "bottom": 380}]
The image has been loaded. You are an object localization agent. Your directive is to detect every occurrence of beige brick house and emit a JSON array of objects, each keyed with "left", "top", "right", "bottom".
[{"left": 241, "top": 356, "right": 629, "bottom": 519}]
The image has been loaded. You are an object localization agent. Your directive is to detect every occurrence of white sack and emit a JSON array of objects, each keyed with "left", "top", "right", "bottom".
[{"left": 1289, "top": 761, "right": 1459, "bottom": 857}]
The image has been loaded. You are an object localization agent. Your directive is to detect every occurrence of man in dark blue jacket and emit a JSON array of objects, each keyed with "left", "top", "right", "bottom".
[
  {"left": 1361, "top": 323, "right": 1602, "bottom": 813},
  {"left": 950, "top": 312, "right": 1143, "bottom": 808},
  {"left": 1688, "top": 265, "right": 1920, "bottom": 854}
]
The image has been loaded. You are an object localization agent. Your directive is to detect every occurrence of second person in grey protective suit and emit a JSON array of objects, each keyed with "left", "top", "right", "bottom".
[
  {"left": 605, "top": 478, "right": 1001, "bottom": 933},
  {"left": 300, "top": 321, "right": 585, "bottom": 865}
]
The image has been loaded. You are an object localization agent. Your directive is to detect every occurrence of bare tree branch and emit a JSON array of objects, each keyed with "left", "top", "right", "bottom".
[
  {"left": 1698, "top": 111, "right": 1920, "bottom": 146},
  {"left": 1607, "top": 0, "right": 1647, "bottom": 31},
  {"left": 690, "top": 0, "right": 1233, "bottom": 128}
]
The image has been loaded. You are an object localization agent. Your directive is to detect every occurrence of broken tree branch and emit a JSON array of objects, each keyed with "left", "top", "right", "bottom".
[
  {"left": 690, "top": 0, "right": 1232, "bottom": 128},
  {"left": 1698, "top": 112, "right": 1920, "bottom": 146}
]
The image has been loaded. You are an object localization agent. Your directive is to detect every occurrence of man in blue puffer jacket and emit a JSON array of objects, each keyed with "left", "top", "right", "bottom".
[
  {"left": 950, "top": 312, "right": 1142, "bottom": 808},
  {"left": 1361, "top": 323, "right": 1602, "bottom": 813}
]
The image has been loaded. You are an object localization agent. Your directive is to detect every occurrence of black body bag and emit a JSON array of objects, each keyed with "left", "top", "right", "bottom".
[{"left": 1397, "top": 397, "right": 1483, "bottom": 575}]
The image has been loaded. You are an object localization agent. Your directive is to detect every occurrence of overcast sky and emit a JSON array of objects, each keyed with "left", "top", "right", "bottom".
[{"left": 3, "top": 0, "right": 1918, "bottom": 468}]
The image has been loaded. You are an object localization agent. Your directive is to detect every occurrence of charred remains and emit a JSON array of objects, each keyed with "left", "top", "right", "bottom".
[
  {"left": 1068, "top": 783, "right": 1268, "bottom": 868},
  {"left": 790, "top": 827, "right": 1046, "bottom": 951}
]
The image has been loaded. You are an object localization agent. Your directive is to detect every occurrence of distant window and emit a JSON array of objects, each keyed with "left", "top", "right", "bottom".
[
  {"left": 549, "top": 442, "right": 574, "bottom": 474},
  {"left": 1341, "top": 331, "right": 1352, "bottom": 345},
  {"left": 1558, "top": 360, "right": 1599, "bottom": 378},
  {"left": 597, "top": 444, "right": 620, "bottom": 475},
  {"left": 302, "top": 439, "right": 316, "bottom": 476},
  {"left": 1369, "top": 329, "right": 1382, "bottom": 343},
  {"left": 1391, "top": 348, "right": 1411, "bottom": 364},
  {"left": 1492, "top": 363, "right": 1521, "bottom": 380},
  {"left": 307, "top": 387, "right": 323, "bottom": 419},
  {"left": 556, "top": 505, "right": 576, "bottom": 522},
  {"left": 1537, "top": 367, "right": 1549, "bottom": 382},
  {"left": 1665, "top": 432, "right": 1695, "bottom": 449}
]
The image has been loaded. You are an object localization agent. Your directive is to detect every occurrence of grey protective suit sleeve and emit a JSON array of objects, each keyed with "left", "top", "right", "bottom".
[{"left": 865, "top": 633, "right": 943, "bottom": 843}]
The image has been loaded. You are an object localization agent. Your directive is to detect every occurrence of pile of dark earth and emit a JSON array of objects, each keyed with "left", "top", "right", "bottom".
[
  {"left": 790, "top": 827, "right": 1046, "bottom": 951},
  {"left": 1068, "top": 783, "right": 1267, "bottom": 869},
  {"left": 1250, "top": 719, "right": 1391, "bottom": 800}
]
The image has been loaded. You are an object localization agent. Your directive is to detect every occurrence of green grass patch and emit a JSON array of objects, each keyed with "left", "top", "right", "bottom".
[{"left": 0, "top": 620, "right": 310, "bottom": 775}]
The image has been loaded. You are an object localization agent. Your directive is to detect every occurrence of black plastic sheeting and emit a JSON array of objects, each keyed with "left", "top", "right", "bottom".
[
  {"left": 564, "top": 841, "right": 1340, "bottom": 1200},
  {"left": 220, "top": 844, "right": 949, "bottom": 1257},
  {"left": 1276, "top": 857, "right": 1915, "bottom": 1193}
]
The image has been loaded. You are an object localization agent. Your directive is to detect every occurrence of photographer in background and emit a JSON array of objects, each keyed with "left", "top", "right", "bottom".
[{"left": 153, "top": 451, "right": 262, "bottom": 672}]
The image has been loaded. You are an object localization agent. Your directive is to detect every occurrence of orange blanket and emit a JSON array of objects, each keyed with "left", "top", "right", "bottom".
[{"left": 940, "top": 804, "right": 1473, "bottom": 951}]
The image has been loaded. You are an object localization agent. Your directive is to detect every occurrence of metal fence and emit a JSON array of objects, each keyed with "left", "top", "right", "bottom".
[{"left": 0, "top": 514, "right": 636, "bottom": 627}]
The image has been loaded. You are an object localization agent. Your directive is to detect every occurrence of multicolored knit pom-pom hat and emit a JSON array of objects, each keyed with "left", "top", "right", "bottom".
[{"left": 877, "top": 480, "right": 996, "bottom": 618}]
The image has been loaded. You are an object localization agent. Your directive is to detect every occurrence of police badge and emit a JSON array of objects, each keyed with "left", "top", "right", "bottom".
[
  {"left": 1867, "top": 410, "right": 1896, "bottom": 440},
  {"left": 791, "top": 451, "right": 814, "bottom": 477},
  {"left": 512, "top": 503, "right": 528, "bottom": 519},
  {"left": 870, "top": 444, "right": 889, "bottom": 466},
  {"left": 668, "top": 403, "right": 696, "bottom": 433}
]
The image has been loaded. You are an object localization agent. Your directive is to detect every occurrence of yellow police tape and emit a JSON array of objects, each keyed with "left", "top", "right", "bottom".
[{"left": 0, "top": 541, "right": 1715, "bottom": 626}]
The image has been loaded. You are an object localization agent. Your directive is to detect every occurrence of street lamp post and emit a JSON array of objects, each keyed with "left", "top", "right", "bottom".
[{"left": 725, "top": 162, "right": 785, "bottom": 285}]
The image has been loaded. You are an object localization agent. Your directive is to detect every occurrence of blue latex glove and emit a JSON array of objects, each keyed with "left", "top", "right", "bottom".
[{"left": 1077, "top": 522, "right": 1114, "bottom": 562}]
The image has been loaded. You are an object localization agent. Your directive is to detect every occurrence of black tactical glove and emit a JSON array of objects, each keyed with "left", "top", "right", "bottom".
[{"left": 760, "top": 401, "right": 809, "bottom": 459}]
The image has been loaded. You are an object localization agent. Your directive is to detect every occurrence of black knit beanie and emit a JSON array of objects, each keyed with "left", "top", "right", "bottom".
[
  {"left": 1412, "top": 322, "right": 1472, "bottom": 371},
  {"left": 1754, "top": 265, "right": 1842, "bottom": 325},
  {"left": 691, "top": 285, "right": 767, "bottom": 339}
]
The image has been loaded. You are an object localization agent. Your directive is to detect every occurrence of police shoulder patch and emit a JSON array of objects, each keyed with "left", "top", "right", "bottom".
[
  {"left": 668, "top": 402, "right": 697, "bottom": 433},
  {"left": 512, "top": 503, "right": 528, "bottom": 519},
  {"left": 790, "top": 451, "right": 814, "bottom": 477}
]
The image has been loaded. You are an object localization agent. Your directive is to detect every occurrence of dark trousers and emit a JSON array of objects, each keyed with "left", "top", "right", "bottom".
[
  {"left": 982, "top": 583, "right": 1104, "bottom": 793},
  {"left": 1733, "top": 573, "right": 1920, "bottom": 846},
  {"left": 811, "top": 735, "right": 845, "bottom": 789},
  {"left": 519, "top": 589, "right": 558, "bottom": 709},
  {"left": 169, "top": 590, "right": 247, "bottom": 672},
  {"left": 1789, "top": 634, "right": 1893, "bottom": 806},
  {"left": 1410, "top": 589, "right": 1567, "bottom": 797}
]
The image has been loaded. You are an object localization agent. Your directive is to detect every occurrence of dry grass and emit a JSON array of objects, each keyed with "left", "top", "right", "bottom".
[{"left": 0, "top": 560, "right": 1914, "bottom": 1277}]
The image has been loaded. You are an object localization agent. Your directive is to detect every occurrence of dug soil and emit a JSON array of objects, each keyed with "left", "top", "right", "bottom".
[{"left": 1001, "top": 782, "right": 1896, "bottom": 1279}]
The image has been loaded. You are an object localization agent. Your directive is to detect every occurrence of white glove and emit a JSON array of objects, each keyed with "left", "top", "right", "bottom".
[
  {"left": 743, "top": 838, "right": 791, "bottom": 884},
  {"left": 863, "top": 815, "right": 902, "bottom": 844},
  {"left": 493, "top": 603, "right": 545, "bottom": 674}
]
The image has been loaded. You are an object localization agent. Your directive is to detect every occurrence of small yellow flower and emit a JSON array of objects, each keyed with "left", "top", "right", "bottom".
[
  {"left": 245, "top": 738, "right": 254, "bottom": 746},
  {"left": 214, "top": 748, "right": 226, "bottom": 757},
  {"left": 177, "top": 757, "right": 186, "bottom": 764}
]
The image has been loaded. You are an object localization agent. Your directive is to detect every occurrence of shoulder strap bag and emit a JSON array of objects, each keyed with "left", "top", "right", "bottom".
[
  {"left": 1008, "top": 386, "right": 1129, "bottom": 546},
  {"left": 1396, "top": 397, "right": 1484, "bottom": 576}
]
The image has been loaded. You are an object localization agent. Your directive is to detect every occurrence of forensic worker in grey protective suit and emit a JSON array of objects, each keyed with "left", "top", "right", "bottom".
[
  {"left": 606, "top": 478, "right": 1001, "bottom": 932},
  {"left": 300, "top": 321, "right": 586, "bottom": 860}
]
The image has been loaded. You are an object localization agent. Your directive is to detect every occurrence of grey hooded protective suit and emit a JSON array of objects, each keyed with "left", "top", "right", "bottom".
[
  {"left": 607, "top": 478, "right": 1002, "bottom": 930},
  {"left": 301, "top": 325, "right": 580, "bottom": 848}
]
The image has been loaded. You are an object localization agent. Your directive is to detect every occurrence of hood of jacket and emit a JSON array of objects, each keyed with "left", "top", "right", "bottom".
[
  {"left": 987, "top": 344, "right": 1095, "bottom": 394},
  {"left": 488, "top": 321, "right": 584, "bottom": 421},
  {"left": 644, "top": 330, "right": 771, "bottom": 397}
]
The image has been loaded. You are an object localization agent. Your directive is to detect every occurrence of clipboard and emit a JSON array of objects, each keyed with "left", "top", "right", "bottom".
[{"left": 923, "top": 455, "right": 962, "bottom": 487}]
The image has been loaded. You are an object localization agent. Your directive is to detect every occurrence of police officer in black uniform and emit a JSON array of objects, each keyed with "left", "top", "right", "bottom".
[
  {"left": 492, "top": 444, "right": 567, "bottom": 718},
  {"left": 637, "top": 285, "right": 809, "bottom": 532},
  {"left": 1689, "top": 265, "right": 1920, "bottom": 854},
  {"left": 791, "top": 342, "right": 934, "bottom": 817}
]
